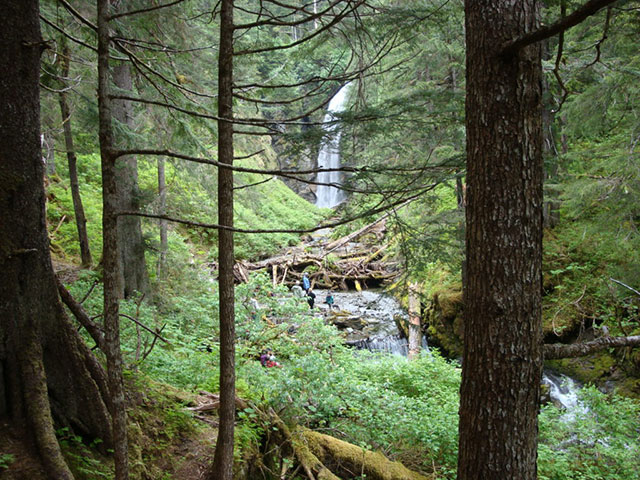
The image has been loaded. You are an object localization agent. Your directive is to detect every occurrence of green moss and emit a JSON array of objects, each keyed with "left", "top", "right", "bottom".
[
  {"left": 302, "top": 429, "right": 433, "bottom": 480},
  {"left": 546, "top": 353, "right": 615, "bottom": 385},
  {"left": 124, "top": 375, "right": 211, "bottom": 479},
  {"left": 425, "top": 287, "right": 464, "bottom": 358}
]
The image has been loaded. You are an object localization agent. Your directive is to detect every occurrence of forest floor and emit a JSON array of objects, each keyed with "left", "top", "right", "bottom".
[{"left": 0, "top": 422, "right": 47, "bottom": 480}]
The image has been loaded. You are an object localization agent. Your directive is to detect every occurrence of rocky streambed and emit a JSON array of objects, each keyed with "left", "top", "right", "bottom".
[{"left": 310, "top": 288, "right": 422, "bottom": 355}]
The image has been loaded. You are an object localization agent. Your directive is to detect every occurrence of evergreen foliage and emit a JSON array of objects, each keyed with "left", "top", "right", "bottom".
[{"left": 26, "top": 0, "right": 640, "bottom": 478}]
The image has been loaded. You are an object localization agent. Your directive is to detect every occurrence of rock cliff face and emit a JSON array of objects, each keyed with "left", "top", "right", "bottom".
[
  {"left": 275, "top": 142, "right": 317, "bottom": 202},
  {"left": 270, "top": 126, "right": 318, "bottom": 203}
]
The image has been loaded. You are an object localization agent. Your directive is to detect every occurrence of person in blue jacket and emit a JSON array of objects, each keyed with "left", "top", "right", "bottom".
[{"left": 302, "top": 272, "right": 310, "bottom": 293}]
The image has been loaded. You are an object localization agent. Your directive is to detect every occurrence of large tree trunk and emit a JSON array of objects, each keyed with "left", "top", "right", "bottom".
[
  {"left": 97, "top": 1, "right": 130, "bottom": 478},
  {"left": 458, "top": 2, "right": 544, "bottom": 480},
  {"left": 112, "top": 63, "right": 150, "bottom": 299},
  {"left": 0, "top": 2, "right": 112, "bottom": 477},
  {"left": 58, "top": 39, "right": 93, "bottom": 268},
  {"left": 209, "top": 0, "right": 236, "bottom": 478}
]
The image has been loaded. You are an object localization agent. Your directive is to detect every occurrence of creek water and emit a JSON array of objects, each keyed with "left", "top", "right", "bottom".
[
  {"left": 312, "top": 288, "right": 426, "bottom": 356},
  {"left": 315, "top": 84, "right": 351, "bottom": 208},
  {"left": 543, "top": 371, "right": 582, "bottom": 410}
]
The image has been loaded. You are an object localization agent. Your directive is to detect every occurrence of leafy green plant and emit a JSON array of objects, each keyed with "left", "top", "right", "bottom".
[
  {"left": 538, "top": 387, "right": 640, "bottom": 480},
  {"left": 57, "top": 428, "right": 111, "bottom": 479},
  {"left": 0, "top": 453, "right": 15, "bottom": 471}
]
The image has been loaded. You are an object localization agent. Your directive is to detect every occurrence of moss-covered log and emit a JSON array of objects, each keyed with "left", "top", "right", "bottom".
[{"left": 299, "top": 428, "right": 433, "bottom": 480}]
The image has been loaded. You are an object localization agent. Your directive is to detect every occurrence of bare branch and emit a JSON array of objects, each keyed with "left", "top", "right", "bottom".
[
  {"left": 56, "top": 275, "right": 106, "bottom": 350},
  {"left": 610, "top": 277, "right": 640, "bottom": 297},
  {"left": 117, "top": 184, "right": 435, "bottom": 234},
  {"left": 585, "top": 6, "right": 612, "bottom": 67},
  {"left": 501, "top": 0, "right": 618, "bottom": 56},
  {"left": 551, "top": 1, "right": 569, "bottom": 114},
  {"left": 119, "top": 314, "right": 170, "bottom": 343},
  {"left": 235, "top": 1, "right": 365, "bottom": 55},
  {"left": 110, "top": 94, "right": 221, "bottom": 120},
  {"left": 113, "top": 147, "right": 435, "bottom": 178},
  {"left": 40, "top": 15, "right": 98, "bottom": 53},
  {"left": 235, "top": 0, "right": 346, "bottom": 30},
  {"left": 109, "top": 0, "right": 187, "bottom": 20},
  {"left": 56, "top": 0, "right": 97, "bottom": 31},
  {"left": 233, "top": 176, "right": 275, "bottom": 190},
  {"left": 114, "top": 40, "right": 218, "bottom": 99}
]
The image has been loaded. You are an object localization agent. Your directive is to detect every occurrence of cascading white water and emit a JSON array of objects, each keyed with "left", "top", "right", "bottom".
[
  {"left": 543, "top": 372, "right": 581, "bottom": 410},
  {"left": 315, "top": 84, "right": 351, "bottom": 208},
  {"left": 316, "top": 289, "right": 429, "bottom": 356}
]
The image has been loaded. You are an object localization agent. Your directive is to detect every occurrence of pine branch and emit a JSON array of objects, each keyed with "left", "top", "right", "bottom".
[
  {"left": 501, "top": 0, "right": 618, "bottom": 56},
  {"left": 117, "top": 184, "right": 434, "bottom": 234},
  {"left": 108, "top": 0, "right": 187, "bottom": 20},
  {"left": 56, "top": 0, "right": 97, "bottom": 31}
]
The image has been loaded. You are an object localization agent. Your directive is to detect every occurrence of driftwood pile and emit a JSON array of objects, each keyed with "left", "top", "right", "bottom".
[{"left": 234, "top": 217, "right": 400, "bottom": 290}]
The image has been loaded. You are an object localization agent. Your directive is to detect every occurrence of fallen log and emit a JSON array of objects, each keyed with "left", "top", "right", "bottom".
[
  {"left": 544, "top": 335, "right": 640, "bottom": 359},
  {"left": 259, "top": 407, "right": 431, "bottom": 480},
  {"left": 188, "top": 391, "right": 248, "bottom": 413},
  {"left": 324, "top": 216, "right": 388, "bottom": 255},
  {"left": 300, "top": 428, "right": 433, "bottom": 480}
]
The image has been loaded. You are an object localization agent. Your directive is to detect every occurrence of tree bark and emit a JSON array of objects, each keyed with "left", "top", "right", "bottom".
[
  {"left": 58, "top": 39, "right": 93, "bottom": 267},
  {"left": 111, "top": 62, "right": 150, "bottom": 299},
  {"left": 97, "top": 0, "right": 129, "bottom": 478},
  {"left": 157, "top": 157, "right": 168, "bottom": 278},
  {"left": 1, "top": 2, "right": 111, "bottom": 477},
  {"left": 458, "top": 2, "right": 544, "bottom": 480},
  {"left": 210, "top": 0, "right": 236, "bottom": 478},
  {"left": 408, "top": 282, "right": 421, "bottom": 360}
]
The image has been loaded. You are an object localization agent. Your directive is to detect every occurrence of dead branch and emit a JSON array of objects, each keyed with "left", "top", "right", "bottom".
[
  {"left": 501, "top": 0, "right": 618, "bottom": 56},
  {"left": 610, "top": 277, "right": 640, "bottom": 297},
  {"left": 544, "top": 335, "right": 640, "bottom": 359},
  {"left": 56, "top": 275, "right": 105, "bottom": 350},
  {"left": 118, "top": 313, "right": 170, "bottom": 344}
]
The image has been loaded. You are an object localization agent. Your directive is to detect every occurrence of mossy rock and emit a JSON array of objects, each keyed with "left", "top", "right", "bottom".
[
  {"left": 424, "top": 287, "right": 464, "bottom": 358},
  {"left": 546, "top": 353, "right": 615, "bottom": 384}
]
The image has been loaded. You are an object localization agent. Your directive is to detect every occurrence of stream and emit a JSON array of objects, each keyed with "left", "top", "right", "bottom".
[
  {"left": 312, "top": 287, "right": 584, "bottom": 401},
  {"left": 309, "top": 288, "right": 426, "bottom": 356}
]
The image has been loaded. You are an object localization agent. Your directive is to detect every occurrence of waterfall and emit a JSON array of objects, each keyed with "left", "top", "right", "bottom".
[
  {"left": 315, "top": 84, "right": 351, "bottom": 208},
  {"left": 543, "top": 371, "right": 581, "bottom": 410}
]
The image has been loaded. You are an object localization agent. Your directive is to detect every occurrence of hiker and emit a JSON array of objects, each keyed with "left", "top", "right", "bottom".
[
  {"left": 291, "top": 285, "right": 305, "bottom": 298},
  {"left": 325, "top": 291, "right": 335, "bottom": 310},
  {"left": 260, "top": 348, "right": 281, "bottom": 367},
  {"left": 302, "top": 272, "right": 311, "bottom": 293},
  {"left": 266, "top": 353, "right": 281, "bottom": 368},
  {"left": 307, "top": 289, "right": 316, "bottom": 309},
  {"left": 260, "top": 349, "right": 270, "bottom": 366}
]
